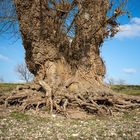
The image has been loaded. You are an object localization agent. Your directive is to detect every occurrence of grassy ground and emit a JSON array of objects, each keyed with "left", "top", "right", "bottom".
[
  {"left": 111, "top": 85, "right": 140, "bottom": 96},
  {"left": 0, "top": 108, "right": 140, "bottom": 140},
  {"left": 0, "top": 83, "right": 140, "bottom": 96},
  {"left": 0, "top": 83, "right": 23, "bottom": 93},
  {"left": 0, "top": 83, "right": 140, "bottom": 139}
]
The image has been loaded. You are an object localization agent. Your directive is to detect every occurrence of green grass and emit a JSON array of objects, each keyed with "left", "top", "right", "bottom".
[
  {"left": 0, "top": 83, "right": 23, "bottom": 93},
  {"left": 10, "top": 111, "right": 29, "bottom": 121},
  {"left": 0, "top": 83, "right": 140, "bottom": 96},
  {"left": 111, "top": 85, "right": 140, "bottom": 95}
]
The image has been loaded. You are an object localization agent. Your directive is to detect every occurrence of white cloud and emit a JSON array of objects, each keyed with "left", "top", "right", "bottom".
[
  {"left": 116, "top": 17, "right": 140, "bottom": 39},
  {"left": 123, "top": 68, "right": 137, "bottom": 74},
  {"left": 131, "top": 17, "right": 140, "bottom": 24},
  {"left": 0, "top": 54, "right": 10, "bottom": 61}
]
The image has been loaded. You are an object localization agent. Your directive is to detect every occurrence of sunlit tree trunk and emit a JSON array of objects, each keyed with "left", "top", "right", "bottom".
[
  {"left": 1, "top": 0, "right": 139, "bottom": 115},
  {"left": 13, "top": 0, "right": 109, "bottom": 94}
]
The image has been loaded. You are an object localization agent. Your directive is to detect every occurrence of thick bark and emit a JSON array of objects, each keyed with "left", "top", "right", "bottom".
[
  {"left": 3, "top": 0, "right": 138, "bottom": 115},
  {"left": 13, "top": 0, "right": 108, "bottom": 93}
]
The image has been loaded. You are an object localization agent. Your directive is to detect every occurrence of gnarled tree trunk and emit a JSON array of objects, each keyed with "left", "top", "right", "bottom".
[
  {"left": 14, "top": 0, "right": 107, "bottom": 92},
  {"left": 2, "top": 0, "right": 139, "bottom": 115}
]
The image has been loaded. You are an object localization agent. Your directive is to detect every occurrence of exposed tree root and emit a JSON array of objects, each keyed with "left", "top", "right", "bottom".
[{"left": 0, "top": 83, "right": 140, "bottom": 117}]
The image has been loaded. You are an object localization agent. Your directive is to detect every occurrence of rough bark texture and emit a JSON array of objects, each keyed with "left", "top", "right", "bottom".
[
  {"left": 14, "top": 0, "right": 107, "bottom": 90},
  {"left": 1, "top": 0, "right": 139, "bottom": 116}
]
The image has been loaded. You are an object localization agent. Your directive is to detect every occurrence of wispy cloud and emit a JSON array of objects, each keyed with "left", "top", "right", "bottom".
[
  {"left": 116, "top": 17, "right": 140, "bottom": 39},
  {"left": 123, "top": 68, "right": 137, "bottom": 74},
  {"left": 0, "top": 54, "right": 10, "bottom": 61}
]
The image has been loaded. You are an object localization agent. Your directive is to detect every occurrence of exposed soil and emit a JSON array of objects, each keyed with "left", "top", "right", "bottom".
[{"left": 0, "top": 106, "right": 140, "bottom": 140}]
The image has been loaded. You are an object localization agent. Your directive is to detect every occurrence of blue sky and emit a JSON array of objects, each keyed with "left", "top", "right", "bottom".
[{"left": 0, "top": 0, "right": 140, "bottom": 84}]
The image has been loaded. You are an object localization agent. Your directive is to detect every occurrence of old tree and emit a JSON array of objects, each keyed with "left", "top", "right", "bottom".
[{"left": 0, "top": 0, "right": 140, "bottom": 115}]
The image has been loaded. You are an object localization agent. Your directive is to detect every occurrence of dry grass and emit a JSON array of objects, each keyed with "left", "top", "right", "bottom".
[{"left": 0, "top": 107, "right": 140, "bottom": 140}]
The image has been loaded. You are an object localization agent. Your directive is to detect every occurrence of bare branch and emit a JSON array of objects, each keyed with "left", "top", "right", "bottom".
[{"left": 15, "top": 63, "right": 34, "bottom": 83}]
